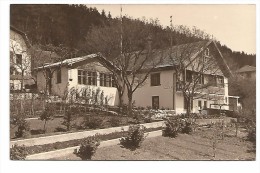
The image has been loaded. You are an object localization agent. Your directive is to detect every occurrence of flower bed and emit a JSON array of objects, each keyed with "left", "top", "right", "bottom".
[{"left": 22, "top": 126, "right": 162, "bottom": 155}]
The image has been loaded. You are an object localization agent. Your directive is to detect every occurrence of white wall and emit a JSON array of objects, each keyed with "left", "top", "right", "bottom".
[
  {"left": 126, "top": 70, "right": 174, "bottom": 109},
  {"left": 36, "top": 66, "right": 68, "bottom": 96}
]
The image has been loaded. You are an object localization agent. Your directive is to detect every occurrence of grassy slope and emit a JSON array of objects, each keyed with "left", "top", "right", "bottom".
[{"left": 53, "top": 128, "right": 255, "bottom": 161}]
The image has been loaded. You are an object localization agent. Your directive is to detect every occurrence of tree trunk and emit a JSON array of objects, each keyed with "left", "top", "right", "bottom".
[
  {"left": 186, "top": 98, "right": 191, "bottom": 118},
  {"left": 31, "top": 94, "right": 35, "bottom": 117},
  {"left": 118, "top": 91, "right": 124, "bottom": 113},
  {"left": 127, "top": 93, "right": 133, "bottom": 116}
]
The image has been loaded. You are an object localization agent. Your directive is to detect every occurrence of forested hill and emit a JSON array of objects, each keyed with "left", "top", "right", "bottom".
[{"left": 10, "top": 4, "right": 256, "bottom": 70}]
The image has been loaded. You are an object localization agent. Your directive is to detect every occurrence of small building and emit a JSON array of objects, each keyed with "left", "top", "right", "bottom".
[
  {"left": 34, "top": 54, "right": 119, "bottom": 106},
  {"left": 10, "top": 26, "right": 33, "bottom": 91},
  {"left": 236, "top": 65, "right": 256, "bottom": 79}
]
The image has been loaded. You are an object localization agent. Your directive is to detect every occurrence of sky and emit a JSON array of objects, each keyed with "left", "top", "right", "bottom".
[{"left": 88, "top": 4, "right": 256, "bottom": 54}]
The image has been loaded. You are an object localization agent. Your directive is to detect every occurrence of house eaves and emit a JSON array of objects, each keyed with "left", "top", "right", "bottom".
[{"left": 10, "top": 25, "right": 31, "bottom": 48}]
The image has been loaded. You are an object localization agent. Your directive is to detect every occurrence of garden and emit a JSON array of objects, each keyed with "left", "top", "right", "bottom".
[
  {"left": 10, "top": 90, "right": 256, "bottom": 161},
  {"left": 10, "top": 109, "right": 256, "bottom": 160}
]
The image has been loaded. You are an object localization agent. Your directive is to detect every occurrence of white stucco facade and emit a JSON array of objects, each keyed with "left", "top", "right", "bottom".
[{"left": 36, "top": 61, "right": 119, "bottom": 106}]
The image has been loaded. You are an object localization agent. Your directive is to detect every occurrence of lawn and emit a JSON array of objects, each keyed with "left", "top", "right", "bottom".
[
  {"left": 10, "top": 115, "right": 130, "bottom": 139},
  {"left": 53, "top": 127, "right": 255, "bottom": 160},
  {"left": 10, "top": 114, "right": 155, "bottom": 139}
]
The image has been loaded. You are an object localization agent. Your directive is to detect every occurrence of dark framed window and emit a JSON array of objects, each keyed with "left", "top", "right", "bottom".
[
  {"left": 217, "top": 76, "right": 224, "bottom": 87},
  {"left": 87, "top": 72, "right": 97, "bottom": 85},
  {"left": 16, "top": 54, "right": 22, "bottom": 66},
  {"left": 100, "top": 73, "right": 115, "bottom": 87},
  {"left": 151, "top": 73, "right": 160, "bottom": 86},
  {"left": 152, "top": 96, "right": 159, "bottom": 109},
  {"left": 186, "top": 70, "right": 192, "bottom": 82},
  {"left": 57, "top": 69, "right": 61, "bottom": 83},
  {"left": 198, "top": 74, "right": 204, "bottom": 84},
  {"left": 204, "top": 101, "right": 207, "bottom": 109},
  {"left": 78, "top": 70, "right": 97, "bottom": 86},
  {"left": 198, "top": 100, "right": 202, "bottom": 109},
  {"left": 208, "top": 75, "right": 217, "bottom": 86},
  {"left": 78, "top": 70, "right": 83, "bottom": 84}
]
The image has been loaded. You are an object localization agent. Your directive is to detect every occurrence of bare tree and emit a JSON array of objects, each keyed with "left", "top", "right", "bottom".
[
  {"left": 170, "top": 40, "right": 229, "bottom": 117},
  {"left": 31, "top": 44, "right": 75, "bottom": 95},
  {"left": 84, "top": 17, "right": 164, "bottom": 115}
]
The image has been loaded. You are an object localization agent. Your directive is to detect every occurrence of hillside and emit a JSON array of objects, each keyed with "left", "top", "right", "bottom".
[{"left": 10, "top": 4, "right": 256, "bottom": 70}]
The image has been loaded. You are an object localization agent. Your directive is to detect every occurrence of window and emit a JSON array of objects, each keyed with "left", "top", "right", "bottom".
[
  {"left": 100, "top": 73, "right": 115, "bottom": 87},
  {"left": 152, "top": 96, "right": 159, "bottom": 109},
  {"left": 78, "top": 70, "right": 96, "bottom": 86},
  {"left": 78, "top": 70, "right": 84, "bottom": 84},
  {"left": 87, "top": 72, "right": 97, "bottom": 85},
  {"left": 208, "top": 75, "right": 217, "bottom": 86},
  {"left": 198, "top": 100, "right": 202, "bottom": 109},
  {"left": 197, "top": 73, "right": 204, "bottom": 85},
  {"left": 204, "top": 48, "right": 210, "bottom": 56},
  {"left": 100, "top": 73, "right": 104, "bottom": 86},
  {"left": 16, "top": 54, "right": 22, "bottom": 66},
  {"left": 204, "top": 101, "right": 207, "bottom": 109},
  {"left": 57, "top": 69, "right": 61, "bottom": 83},
  {"left": 151, "top": 73, "right": 160, "bottom": 86},
  {"left": 217, "top": 76, "right": 224, "bottom": 87},
  {"left": 186, "top": 70, "right": 192, "bottom": 82}
]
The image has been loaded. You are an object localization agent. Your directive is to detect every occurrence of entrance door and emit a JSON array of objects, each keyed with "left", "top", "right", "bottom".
[{"left": 152, "top": 96, "right": 159, "bottom": 110}]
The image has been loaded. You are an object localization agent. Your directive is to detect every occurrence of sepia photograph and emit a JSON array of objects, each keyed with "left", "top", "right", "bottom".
[
  {"left": 1, "top": 1, "right": 259, "bottom": 173},
  {"left": 8, "top": 3, "right": 256, "bottom": 161}
]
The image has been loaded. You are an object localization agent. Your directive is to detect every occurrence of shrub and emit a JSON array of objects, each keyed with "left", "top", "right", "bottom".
[
  {"left": 180, "top": 121, "right": 193, "bottom": 134},
  {"left": 10, "top": 144, "right": 28, "bottom": 160},
  {"left": 119, "top": 124, "right": 147, "bottom": 150},
  {"left": 73, "top": 135, "right": 100, "bottom": 160},
  {"left": 11, "top": 114, "right": 30, "bottom": 138},
  {"left": 40, "top": 104, "right": 55, "bottom": 133},
  {"left": 162, "top": 118, "right": 179, "bottom": 138},
  {"left": 82, "top": 115, "right": 103, "bottom": 129},
  {"left": 247, "top": 126, "right": 256, "bottom": 143},
  {"left": 62, "top": 106, "right": 77, "bottom": 131},
  {"left": 109, "top": 117, "right": 121, "bottom": 127}
]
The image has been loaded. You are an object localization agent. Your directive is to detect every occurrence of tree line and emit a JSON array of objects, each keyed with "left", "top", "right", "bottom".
[{"left": 10, "top": 4, "right": 255, "bottom": 72}]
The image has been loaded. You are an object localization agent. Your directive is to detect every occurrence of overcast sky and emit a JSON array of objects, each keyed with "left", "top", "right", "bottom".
[{"left": 88, "top": 4, "right": 256, "bottom": 54}]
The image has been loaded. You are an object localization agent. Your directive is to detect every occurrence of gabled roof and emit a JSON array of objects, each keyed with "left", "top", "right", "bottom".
[
  {"left": 115, "top": 40, "right": 232, "bottom": 77},
  {"left": 34, "top": 40, "right": 232, "bottom": 77},
  {"left": 236, "top": 65, "right": 256, "bottom": 73},
  {"left": 10, "top": 25, "right": 31, "bottom": 48}
]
